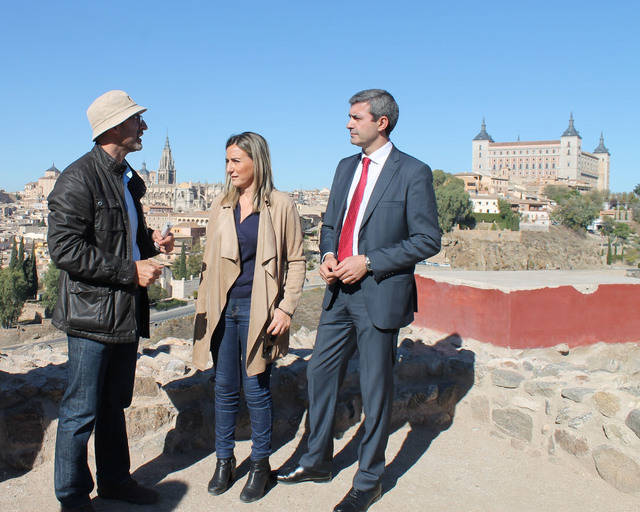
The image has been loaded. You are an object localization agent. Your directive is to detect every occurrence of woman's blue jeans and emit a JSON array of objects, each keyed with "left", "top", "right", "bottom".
[{"left": 213, "top": 297, "right": 272, "bottom": 460}]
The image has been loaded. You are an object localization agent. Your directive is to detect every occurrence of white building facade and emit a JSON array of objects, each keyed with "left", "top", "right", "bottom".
[{"left": 471, "top": 115, "right": 610, "bottom": 191}]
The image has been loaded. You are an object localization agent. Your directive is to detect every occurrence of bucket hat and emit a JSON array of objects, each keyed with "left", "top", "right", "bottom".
[{"left": 86, "top": 90, "right": 147, "bottom": 141}]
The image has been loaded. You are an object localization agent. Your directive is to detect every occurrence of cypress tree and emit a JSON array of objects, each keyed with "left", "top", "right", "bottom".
[
  {"left": 17, "top": 237, "right": 25, "bottom": 267},
  {"left": 9, "top": 239, "right": 18, "bottom": 270},
  {"left": 23, "top": 244, "right": 38, "bottom": 299}
]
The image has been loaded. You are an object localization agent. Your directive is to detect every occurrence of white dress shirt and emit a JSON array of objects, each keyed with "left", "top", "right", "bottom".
[
  {"left": 340, "top": 141, "right": 393, "bottom": 257},
  {"left": 123, "top": 165, "right": 141, "bottom": 262}
]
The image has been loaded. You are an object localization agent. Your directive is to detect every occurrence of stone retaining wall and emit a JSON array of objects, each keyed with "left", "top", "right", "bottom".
[{"left": 1, "top": 330, "right": 639, "bottom": 495}]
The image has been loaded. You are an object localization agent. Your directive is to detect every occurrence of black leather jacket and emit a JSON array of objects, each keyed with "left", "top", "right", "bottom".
[{"left": 47, "top": 144, "right": 157, "bottom": 343}]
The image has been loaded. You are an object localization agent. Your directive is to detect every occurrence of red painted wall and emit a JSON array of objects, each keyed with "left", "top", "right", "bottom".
[{"left": 414, "top": 276, "right": 640, "bottom": 348}]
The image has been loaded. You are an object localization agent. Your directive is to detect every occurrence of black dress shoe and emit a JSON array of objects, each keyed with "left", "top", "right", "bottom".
[
  {"left": 207, "top": 456, "right": 236, "bottom": 495},
  {"left": 97, "top": 478, "right": 158, "bottom": 505},
  {"left": 333, "top": 483, "right": 382, "bottom": 512},
  {"left": 277, "top": 465, "right": 332, "bottom": 484},
  {"left": 240, "top": 457, "right": 271, "bottom": 503}
]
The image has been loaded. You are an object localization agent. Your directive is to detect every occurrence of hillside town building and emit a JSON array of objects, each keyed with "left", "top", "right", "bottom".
[
  {"left": 471, "top": 115, "right": 610, "bottom": 191},
  {"left": 23, "top": 164, "right": 61, "bottom": 201}
]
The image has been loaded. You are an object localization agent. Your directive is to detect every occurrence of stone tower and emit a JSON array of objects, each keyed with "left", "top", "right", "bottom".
[
  {"left": 157, "top": 136, "right": 176, "bottom": 185},
  {"left": 558, "top": 113, "right": 581, "bottom": 180},
  {"left": 471, "top": 118, "right": 493, "bottom": 174},
  {"left": 593, "top": 132, "right": 611, "bottom": 191}
]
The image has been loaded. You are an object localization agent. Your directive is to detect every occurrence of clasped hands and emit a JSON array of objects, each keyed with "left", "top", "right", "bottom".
[
  {"left": 319, "top": 254, "right": 367, "bottom": 286},
  {"left": 135, "top": 230, "right": 176, "bottom": 287}
]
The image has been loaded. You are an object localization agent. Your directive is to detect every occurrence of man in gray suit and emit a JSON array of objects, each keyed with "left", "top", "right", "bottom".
[{"left": 278, "top": 89, "right": 441, "bottom": 511}]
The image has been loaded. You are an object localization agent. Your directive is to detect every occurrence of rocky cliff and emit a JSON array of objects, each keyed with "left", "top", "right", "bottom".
[{"left": 440, "top": 226, "right": 603, "bottom": 270}]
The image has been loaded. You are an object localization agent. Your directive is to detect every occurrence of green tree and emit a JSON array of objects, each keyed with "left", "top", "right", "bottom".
[
  {"left": 17, "top": 237, "right": 25, "bottom": 268},
  {"left": 634, "top": 183, "right": 640, "bottom": 197},
  {"left": 432, "top": 169, "right": 448, "bottom": 189},
  {"left": 8, "top": 239, "right": 18, "bottom": 270},
  {"left": 0, "top": 267, "right": 28, "bottom": 328},
  {"left": 41, "top": 261, "right": 60, "bottom": 317},
  {"left": 543, "top": 184, "right": 577, "bottom": 204},
  {"left": 601, "top": 217, "right": 615, "bottom": 265},
  {"left": 613, "top": 222, "right": 632, "bottom": 260},
  {"left": 172, "top": 244, "right": 188, "bottom": 279},
  {"left": 186, "top": 241, "right": 203, "bottom": 278},
  {"left": 551, "top": 194, "right": 600, "bottom": 232},
  {"left": 497, "top": 200, "right": 520, "bottom": 231},
  {"left": 148, "top": 283, "right": 169, "bottom": 305},
  {"left": 434, "top": 173, "right": 472, "bottom": 233}
]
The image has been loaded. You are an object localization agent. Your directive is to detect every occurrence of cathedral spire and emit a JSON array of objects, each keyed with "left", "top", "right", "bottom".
[{"left": 157, "top": 136, "right": 176, "bottom": 185}]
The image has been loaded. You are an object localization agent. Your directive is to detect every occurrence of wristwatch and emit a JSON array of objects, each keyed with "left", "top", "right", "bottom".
[{"left": 365, "top": 255, "right": 372, "bottom": 272}]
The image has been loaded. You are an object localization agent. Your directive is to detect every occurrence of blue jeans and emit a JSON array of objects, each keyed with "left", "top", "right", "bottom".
[
  {"left": 213, "top": 297, "right": 272, "bottom": 460},
  {"left": 54, "top": 336, "right": 138, "bottom": 508}
]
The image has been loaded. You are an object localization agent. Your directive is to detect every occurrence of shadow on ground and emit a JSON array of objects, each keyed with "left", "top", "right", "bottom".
[{"left": 1, "top": 331, "right": 473, "bottom": 509}]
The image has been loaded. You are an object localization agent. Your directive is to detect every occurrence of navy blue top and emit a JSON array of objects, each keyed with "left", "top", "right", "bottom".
[{"left": 229, "top": 203, "right": 260, "bottom": 298}]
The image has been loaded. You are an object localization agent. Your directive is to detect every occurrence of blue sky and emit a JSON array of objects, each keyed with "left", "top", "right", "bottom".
[{"left": 1, "top": 0, "right": 638, "bottom": 193}]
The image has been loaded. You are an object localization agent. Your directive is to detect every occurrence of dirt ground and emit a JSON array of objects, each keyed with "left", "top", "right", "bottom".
[{"left": 1, "top": 397, "right": 637, "bottom": 512}]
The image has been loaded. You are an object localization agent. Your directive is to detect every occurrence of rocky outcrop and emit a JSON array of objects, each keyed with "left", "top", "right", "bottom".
[{"left": 441, "top": 226, "right": 603, "bottom": 270}]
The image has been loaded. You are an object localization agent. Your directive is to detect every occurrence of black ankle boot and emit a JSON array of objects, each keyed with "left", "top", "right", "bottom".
[
  {"left": 240, "top": 457, "right": 271, "bottom": 503},
  {"left": 207, "top": 456, "right": 236, "bottom": 495}
]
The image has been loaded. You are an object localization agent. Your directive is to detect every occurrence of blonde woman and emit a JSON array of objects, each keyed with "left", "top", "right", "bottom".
[{"left": 193, "top": 132, "right": 305, "bottom": 502}]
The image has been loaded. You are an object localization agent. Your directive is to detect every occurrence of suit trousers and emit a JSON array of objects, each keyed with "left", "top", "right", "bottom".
[{"left": 300, "top": 281, "right": 397, "bottom": 490}]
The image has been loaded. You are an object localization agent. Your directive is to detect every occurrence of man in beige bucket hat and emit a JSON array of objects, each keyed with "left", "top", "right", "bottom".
[{"left": 47, "top": 90, "right": 174, "bottom": 512}]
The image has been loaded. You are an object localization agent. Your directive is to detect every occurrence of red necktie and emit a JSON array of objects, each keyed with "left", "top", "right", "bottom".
[{"left": 337, "top": 157, "right": 371, "bottom": 261}]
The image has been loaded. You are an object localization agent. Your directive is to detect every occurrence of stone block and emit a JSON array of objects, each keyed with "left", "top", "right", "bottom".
[
  {"left": 524, "top": 380, "right": 559, "bottom": 398},
  {"left": 535, "top": 362, "right": 580, "bottom": 378},
  {"left": 593, "top": 391, "right": 620, "bottom": 418},
  {"left": 625, "top": 409, "right": 640, "bottom": 439},
  {"left": 561, "top": 387, "right": 595, "bottom": 403},
  {"left": 492, "top": 408, "right": 533, "bottom": 442},
  {"left": 491, "top": 369, "right": 524, "bottom": 389},
  {"left": 125, "top": 404, "right": 175, "bottom": 441},
  {"left": 133, "top": 375, "right": 160, "bottom": 398},
  {"left": 0, "top": 402, "right": 47, "bottom": 470},
  {"left": 511, "top": 396, "right": 539, "bottom": 412},
  {"left": 603, "top": 423, "right": 634, "bottom": 446},
  {"left": 554, "top": 429, "right": 589, "bottom": 457},
  {"left": 555, "top": 407, "right": 570, "bottom": 425},
  {"left": 568, "top": 413, "right": 592, "bottom": 430},
  {"left": 468, "top": 396, "right": 490, "bottom": 423},
  {"left": 592, "top": 445, "right": 640, "bottom": 493}
]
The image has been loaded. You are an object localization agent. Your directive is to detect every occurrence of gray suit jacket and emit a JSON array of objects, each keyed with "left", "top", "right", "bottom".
[{"left": 320, "top": 145, "right": 441, "bottom": 329}]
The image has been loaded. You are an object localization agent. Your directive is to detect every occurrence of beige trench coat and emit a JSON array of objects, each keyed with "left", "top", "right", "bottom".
[{"left": 192, "top": 190, "right": 306, "bottom": 376}]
